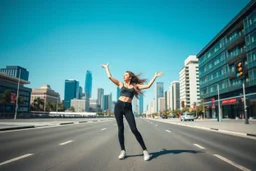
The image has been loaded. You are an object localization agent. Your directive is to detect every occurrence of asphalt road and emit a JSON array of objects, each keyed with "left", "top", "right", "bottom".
[{"left": 0, "top": 118, "right": 255, "bottom": 171}]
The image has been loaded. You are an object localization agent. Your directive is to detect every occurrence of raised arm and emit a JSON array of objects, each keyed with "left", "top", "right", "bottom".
[
  {"left": 137, "top": 72, "right": 164, "bottom": 90},
  {"left": 102, "top": 64, "right": 122, "bottom": 87}
]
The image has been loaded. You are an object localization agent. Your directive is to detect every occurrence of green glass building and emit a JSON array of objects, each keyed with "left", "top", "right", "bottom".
[{"left": 197, "top": 1, "right": 256, "bottom": 119}]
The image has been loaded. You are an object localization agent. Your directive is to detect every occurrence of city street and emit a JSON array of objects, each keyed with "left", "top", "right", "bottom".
[{"left": 0, "top": 118, "right": 255, "bottom": 171}]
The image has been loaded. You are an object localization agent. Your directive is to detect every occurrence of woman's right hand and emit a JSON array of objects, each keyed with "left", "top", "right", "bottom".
[{"left": 101, "top": 64, "right": 109, "bottom": 69}]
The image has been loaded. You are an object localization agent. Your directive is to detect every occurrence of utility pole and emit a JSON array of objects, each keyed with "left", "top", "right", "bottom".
[
  {"left": 14, "top": 69, "right": 21, "bottom": 120},
  {"left": 243, "top": 79, "right": 249, "bottom": 124},
  {"left": 217, "top": 84, "right": 222, "bottom": 122}
]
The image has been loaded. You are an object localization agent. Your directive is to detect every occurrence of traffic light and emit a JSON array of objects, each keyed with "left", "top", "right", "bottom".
[
  {"left": 181, "top": 101, "right": 185, "bottom": 108},
  {"left": 235, "top": 60, "right": 244, "bottom": 79}
]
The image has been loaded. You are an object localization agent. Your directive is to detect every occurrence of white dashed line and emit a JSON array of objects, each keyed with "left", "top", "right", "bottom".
[
  {"left": 166, "top": 130, "right": 171, "bottom": 133},
  {"left": 213, "top": 154, "right": 251, "bottom": 171},
  {"left": 156, "top": 124, "right": 158, "bottom": 126},
  {"left": 193, "top": 144, "right": 205, "bottom": 149},
  {"left": 101, "top": 128, "right": 107, "bottom": 131},
  {"left": 0, "top": 153, "right": 34, "bottom": 166},
  {"left": 59, "top": 140, "right": 73, "bottom": 146}
]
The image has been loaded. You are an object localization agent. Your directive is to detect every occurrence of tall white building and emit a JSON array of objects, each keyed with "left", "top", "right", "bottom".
[
  {"left": 179, "top": 55, "right": 200, "bottom": 109},
  {"left": 158, "top": 97, "right": 165, "bottom": 114},
  {"left": 171, "top": 81, "right": 180, "bottom": 111},
  {"left": 166, "top": 88, "right": 171, "bottom": 111},
  {"left": 155, "top": 82, "right": 164, "bottom": 113}
]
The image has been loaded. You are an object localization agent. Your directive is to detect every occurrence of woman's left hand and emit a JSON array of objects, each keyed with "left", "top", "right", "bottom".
[{"left": 155, "top": 72, "right": 164, "bottom": 77}]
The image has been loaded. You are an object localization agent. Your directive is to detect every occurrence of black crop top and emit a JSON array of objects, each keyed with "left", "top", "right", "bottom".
[{"left": 120, "top": 84, "right": 135, "bottom": 99}]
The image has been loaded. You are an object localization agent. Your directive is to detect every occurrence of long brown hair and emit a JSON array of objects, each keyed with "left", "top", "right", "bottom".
[{"left": 126, "top": 71, "right": 147, "bottom": 99}]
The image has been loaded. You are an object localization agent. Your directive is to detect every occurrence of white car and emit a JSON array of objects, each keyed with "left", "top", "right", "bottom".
[{"left": 180, "top": 112, "right": 194, "bottom": 121}]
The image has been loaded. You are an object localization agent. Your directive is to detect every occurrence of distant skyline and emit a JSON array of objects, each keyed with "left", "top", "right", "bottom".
[{"left": 0, "top": 0, "right": 250, "bottom": 110}]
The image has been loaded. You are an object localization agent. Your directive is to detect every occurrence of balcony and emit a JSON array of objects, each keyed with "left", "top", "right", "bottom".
[
  {"left": 227, "top": 47, "right": 246, "bottom": 65},
  {"left": 246, "top": 41, "right": 256, "bottom": 52},
  {"left": 226, "top": 31, "right": 245, "bottom": 51},
  {"left": 248, "top": 60, "right": 256, "bottom": 69},
  {"left": 200, "top": 62, "right": 226, "bottom": 78},
  {"left": 245, "top": 22, "right": 256, "bottom": 35},
  {"left": 199, "top": 47, "right": 226, "bottom": 68},
  {"left": 200, "top": 74, "right": 227, "bottom": 89}
]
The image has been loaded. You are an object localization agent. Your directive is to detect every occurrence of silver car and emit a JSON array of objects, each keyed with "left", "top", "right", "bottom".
[{"left": 180, "top": 112, "right": 194, "bottom": 121}]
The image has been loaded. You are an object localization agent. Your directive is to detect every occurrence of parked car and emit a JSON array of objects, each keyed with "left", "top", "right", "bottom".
[
  {"left": 161, "top": 115, "right": 168, "bottom": 119},
  {"left": 180, "top": 112, "right": 194, "bottom": 121}
]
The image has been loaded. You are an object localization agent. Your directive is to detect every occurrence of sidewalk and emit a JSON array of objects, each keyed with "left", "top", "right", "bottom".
[
  {"left": 146, "top": 118, "right": 256, "bottom": 139},
  {"left": 0, "top": 118, "right": 115, "bottom": 131}
]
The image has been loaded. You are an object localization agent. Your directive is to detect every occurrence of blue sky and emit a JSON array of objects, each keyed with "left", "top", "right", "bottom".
[{"left": 0, "top": 0, "right": 250, "bottom": 111}]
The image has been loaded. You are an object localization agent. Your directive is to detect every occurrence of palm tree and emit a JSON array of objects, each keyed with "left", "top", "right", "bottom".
[{"left": 33, "top": 98, "right": 44, "bottom": 111}]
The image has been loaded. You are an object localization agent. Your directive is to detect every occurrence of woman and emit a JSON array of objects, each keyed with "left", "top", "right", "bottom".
[{"left": 101, "top": 64, "right": 164, "bottom": 161}]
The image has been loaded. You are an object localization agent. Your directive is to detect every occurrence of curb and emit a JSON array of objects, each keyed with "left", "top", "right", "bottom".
[
  {"left": 59, "top": 122, "right": 75, "bottom": 125},
  {"left": 0, "top": 126, "right": 35, "bottom": 131},
  {"left": 146, "top": 119, "right": 256, "bottom": 139},
  {"left": 78, "top": 121, "right": 88, "bottom": 123}
]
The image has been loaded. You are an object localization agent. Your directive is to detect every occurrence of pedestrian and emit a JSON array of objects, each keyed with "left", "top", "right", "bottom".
[{"left": 101, "top": 63, "right": 164, "bottom": 161}]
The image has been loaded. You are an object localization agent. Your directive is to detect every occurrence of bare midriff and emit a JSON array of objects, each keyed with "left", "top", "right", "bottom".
[{"left": 118, "top": 96, "right": 132, "bottom": 103}]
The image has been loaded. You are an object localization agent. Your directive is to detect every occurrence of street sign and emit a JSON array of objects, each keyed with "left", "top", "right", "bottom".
[{"left": 11, "top": 93, "right": 16, "bottom": 103}]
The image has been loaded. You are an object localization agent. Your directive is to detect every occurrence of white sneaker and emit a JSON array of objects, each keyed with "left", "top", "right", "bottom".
[
  {"left": 143, "top": 150, "right": 151, "bottom": 161},
  {"left": 118, "top": 150, "right": 126, "bottom": 160}
]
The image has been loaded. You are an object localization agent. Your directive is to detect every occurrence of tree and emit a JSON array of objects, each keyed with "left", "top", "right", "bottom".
[
  {"left": 69, "top": 106, "right": 75, "bottom": 112},
  {"left": 58, "top": 103, "right": 66, "bottom": 111},
  {"left": 33, "top": 98, "right": 44, "bottom": 111},
  {"left": 0, "top": 89, "right": 11, "bottom": 103}
]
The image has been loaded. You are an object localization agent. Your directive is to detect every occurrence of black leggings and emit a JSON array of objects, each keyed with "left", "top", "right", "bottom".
[{"left": 114, "top": 100, "right": 147, "bottom": 151}]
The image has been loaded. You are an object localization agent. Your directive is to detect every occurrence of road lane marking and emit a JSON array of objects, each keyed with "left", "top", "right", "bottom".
[
  {"left": 101, "top": 128, "right": 107, "bottom": 131},
  {"left": 166, "top": 130, "right": 171, "bottom": 133},
  {"left": 156, "top": 124, "right": 158, "bottom": 126},
  {"left": 114, "top": 124, "right": 117, "bottom": 126},
  {"left": 213, "top": 154, "right": 251, "bottom": 171},
  {"left": 59, "top": 140, "right": 73, "bottom": 146},
  {"left": 193, "top": 144, "right": 205, "bottom": 149},
  {"left": 0, "top": 153, "right": 34, "bottom": 166}
]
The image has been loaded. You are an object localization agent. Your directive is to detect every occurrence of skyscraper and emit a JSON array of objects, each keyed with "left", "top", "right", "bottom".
[
  {"left": 139, "top": 95, "right": 144, "bottom": 114},
  {"left": 179, "top": 55, "right": 199, "bottom": 109},
  {"left": 79, "top": 86, "right": 83, "bottom": 99},
  {"left": 117, "top": 87, "right": 120, "bottom": 101},
  {"left": 171, "top": 81, "right": 180, "bottom": 111},
  {"left": 64, "top": 79, "right": 79, "bottom": 108},
  {"left": 84, "top": 70, "right": 92, "bottom": 98},
  {"left": 97, "top": 88, "right": 104, "bottom": 108},
  {"left": 101, "top": 93, "right": 112, "bottom": 112},
  {"left": 155, "top": 82, "right": 164, "bottom": 113}
]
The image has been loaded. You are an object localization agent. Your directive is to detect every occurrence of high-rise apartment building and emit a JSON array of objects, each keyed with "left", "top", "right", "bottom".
[{"left": 180, "top": 56, "right": 200, "bottom": 109}]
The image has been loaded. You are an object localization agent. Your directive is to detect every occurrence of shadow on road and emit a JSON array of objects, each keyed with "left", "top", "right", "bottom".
[{"left": 126, "top": 149, "right": 203, "bottom": 160}]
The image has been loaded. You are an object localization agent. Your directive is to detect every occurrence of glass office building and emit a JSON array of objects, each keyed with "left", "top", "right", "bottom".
[
  {"left": 84, "top": 70, "right": 92, "bottom": 98},
  {"left": 0, "top": 66, "right": 29, "bottom": 81},
  {"left": 64, "top": 80, "right": 79, "bottom": 108},
  {"left": 197, "top": 1, "right": 256, "bottom": 119}
]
